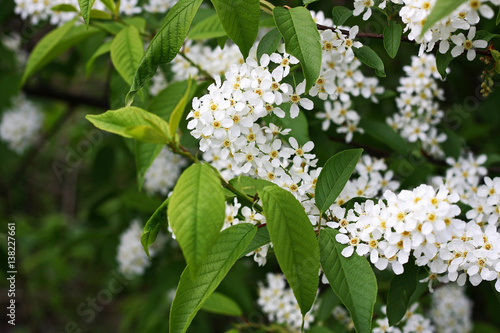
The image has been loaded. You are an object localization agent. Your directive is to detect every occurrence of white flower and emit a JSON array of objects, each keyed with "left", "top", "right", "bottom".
[{"left": 450, "top": 27, "right": 488, "bottom": 61}]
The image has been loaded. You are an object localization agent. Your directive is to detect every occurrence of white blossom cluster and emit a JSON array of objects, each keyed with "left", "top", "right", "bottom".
[
  {"left": 332, "top": 152, "right": 500, "bottom": 292},
  {"left": 116, "top": 220, "right": 166, "bottom": 277},
  {"left": 149, "top": 42, "right": 243, "bottom": 96},
  {"left": 257, "top": 273, "right": 316, "bottom": 331},
  {"left": 314, "top": 25, "right": 384, "bottom": 142},
  {"left": 0, "top": 94, "right": 44, "bottom": 154},
  {"left": 387, "top": 54, "right": 447, "bottom": 157},
  {"left": 352, "top": 0, "right": 494, "bottom": 60},
  {"left": 429, "top": 284, "right": 473, "bottom": 333},
  {"left": 373, "top": 304, "right": 435, "bottom": 333},
  {"left": 143, "top": 147, "right": 188, "bottom": 195},
  {"left": 13, "top": 0, "right": 176, "bottom": 25}
]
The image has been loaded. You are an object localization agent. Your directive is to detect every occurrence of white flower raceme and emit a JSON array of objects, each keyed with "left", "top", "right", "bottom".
[
  {"left": 257, "top": 273, "right": 317, "bottom": 330},
  {"left": 0, "top": 94, "right": 44, "bottom": 154},
  {"left": 143, "top": 147, "right": 188, "bottom": 195},
  {"left": 387, "top": 54, "right": 447, "bottom": 157},
  {"left": 116, "top": 220, "right": 166, "bottom": 277},
  {"left": 351, "top": 0, "right": 495, "bottom": 60},
  {"left": 429, "top": 284, "right": 472, "bottom": 333}
]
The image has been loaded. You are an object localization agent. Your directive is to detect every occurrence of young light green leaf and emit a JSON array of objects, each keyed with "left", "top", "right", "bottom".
[
  {"left": 51, "top": 4, "right": 78, "bottom": 11},
  {"left": 257, "top": 28, "right": 282, "bottom": 61},
  {"left": 303, "top": 0, "right": 319, "bottom": 5},
  {"left": 273, "top": 6, "right": 322, "bottom": 92},
  {"left": 229, "top": 176, "right": 277, "bottom": 197},
  {"left": 89, "top": 9, "right": 112, "bottom": 19},
  {"left": 422, "top": 0, "right": 468, "bottom": 35},
  {"left": 188, "top": 13, "right": 226, "bottom": 40},
  {"left": 168, "top": 163, "right": 225, "bottom": 278},
  {"left": 148, "top": 80, "right": 193, "bottom": 120},
  {"left": 239, "top": 226, "right": 270, "bottom": 258},
  {"left": 111, "top": 25, "right": 144, "bottom": 85},
  {"left": 170, "top": 223, "right": 256, "bottom": 333},
  {"left": 315, "top": 149, "right": 363, "bottom": 214},
  {"left": 78, "top": 0, "right": 96, "bottom": 27},
  {"left": 387, "top": 260, "right": 419, "bottom": 326},
  {"left": 21, "top": 18, "right": 75, "bottom": 85},
  {"left": 259, "top": 186, "right": 320, "bottom": 316},
  {"left": 319, "top": 228, "right": 377, "bottom": 333},
  {"left": 383, "top": 21, "right": 402, "bottom": 58},
  {"left": 99, "top": 0, "right": 116, "bottom": 14},
  {"left": 169, "top": 78, "right": 195, "bottom": 136},
  {"left": 201, "top": 292, "right": 242, "bottom": 316},
  {"left": 126, "top": 0, "right": 203, "bottom": 105},
  {"left": 210, "top": 0, "right": 260, "bottom": 58},
  {"left": 86, "top": 39, "right": 112, "bottom": 76},
  {"left": 135, "top": 141, "right": 163, "bottom": 189},
  {"left": 491, "top": 50, "right": 500, "bottom": 74},
  {"left": 353, "top": 46, "right": 385, "bottom": 77},
  {"left": 141, "top": 197, "right": 169, "bottom": 259},
  {"left": 86, "top": 106, "right": 171, "bottom": 144},
  {"left": 360, "top": 119, "right": 409, "bottom": 155},
  {"left": 332, "top": 6, "right": 353, "bottom": 26},
  {"left": 436, "top": 50, "right": 453, "bottom": 79}
]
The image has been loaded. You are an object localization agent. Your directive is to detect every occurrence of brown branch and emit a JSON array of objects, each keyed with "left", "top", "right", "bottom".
[{"left": 23, "top": 85, "right": 109, "bottom": 109}]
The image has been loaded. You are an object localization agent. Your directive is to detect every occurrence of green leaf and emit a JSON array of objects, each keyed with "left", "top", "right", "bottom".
[
  {"left": 111, "top": 25, "right": 144, "bottom": 85},
  {"left": 22, "top": 19, "right": 101, "bottom": 85},
  {"left": 383, "top": 21, "right": 402, "bottom": 59},
  {"left": 257, "top": 28, "right": 282, "bottom": 61},
  {"left": 303, "top": 0, "right": 319, "bottom": 5},
  {"left": 141, "top": 197, "right": 169, "bottom": 259},
  {"left": 229, "top": 176, "right": 277, "bottom": 197},
  {"left": 188, "top": 14, "right": 226, "bottom": 40},
  {"left": 86, "top": 39, "right": 112, "bottom": 76},
  {"left": 210, "top": 0, "right": 260, "bottom": 58},
  {"left": 86, "top": 106, "right": 171, "bottom": 144},
  {"left": 360, "top": 119, "right": 409, "bottom": 155},
  {"left": 315, "top": 149, "right": 363, "bottom": 214},
  {"left": 100, "top": 0, "right": 116, "bottom": 14},
  {"left": 170, "top": 223, "right": 256, "bottom": 333},
  {"left": 135, "top": 142, "right": 163, "bottom": 189},
  {"left": 149, "top": 80, "right": 193, "bottom": 120},
  {"left": 259, "top": 186, "right": 320, "bottom": 316},
  {"left": 78, "top": 0, "right": 96, "bottom": 26},
  {"left": 201, "top": 292, "right": 242, "bottom": 316},
  {"left": 51, "top": 4, "right": 78, "bottom": 12},
  {"left": 169, "top": 78, "right": 195, "bottom": 136},
  {"left": 267, "top": 107, "right": 310, "bottom": 145},
  {"left": 497, "top": 10, "right": 500, "bottom": 25},
  {"left": 353, "top": 46, "right": 385, "bottom": 77},
  {"left": 491, "top": 50, "right": 500, "bottom": 75},
  {"left": 89, "top": 9, "right": 112, "bottom": 20},
  {"left": 168, "top": 163, "right": 226, "bottom": 278},
  {"left": 239, "top": 226, "right": 270, "bottom": 258},
  {"left": 319, "top": 228, "right": 377, "bottom": 333},
  {"left": 331, "top": 6, "right": 353, "bottom": 26},
  {"left": 273, "top": 6, "right": 322, "bottom": 92},
  {"left": 316, "top": 288, "right": 340, "bottom": 323},
  {"left": 126, "top": 0, "right": 203, "bottom": 105},
  {"left": 387, "top": 260, "right": 419, "bottom": 326},
  {"left": 475, "top": 30, "right": 500, "bottom": 43},
  {"left": 422, "top": 0, "right": 468, "bottom": 35},
  {"left": 436, "top": 50, "right": 453, "bottom": 79}
]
